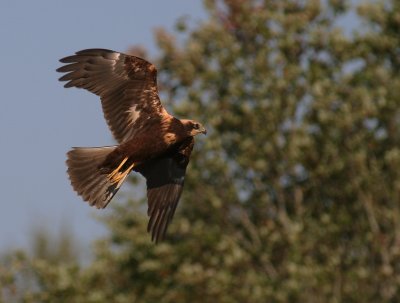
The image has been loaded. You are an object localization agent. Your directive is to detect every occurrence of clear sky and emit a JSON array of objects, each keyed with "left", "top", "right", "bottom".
[{"left": 0, "top": 0, "right": 205, "bottom": 252}]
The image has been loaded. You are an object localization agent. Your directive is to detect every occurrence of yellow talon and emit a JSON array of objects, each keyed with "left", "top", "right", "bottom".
[
  {"left": 108, "top": 157, "right": 129, "bottom": 179},
  {"left": 108, "top": 157, "right": 135, "bottom": 185},
  {"left": 115, "top": 163, "right": 135, "bottom": 187}
]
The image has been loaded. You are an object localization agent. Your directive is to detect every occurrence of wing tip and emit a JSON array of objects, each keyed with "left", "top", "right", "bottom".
[
  {"left": 59, "top": 56, "right": 77, "bottom": 63},
  {"left": 63, "top": 81, "right": 74, "bottom": 88},
  {"left": 58, "top": 48, "right": 115, "bottom": 63},
  {"left": 75, "top": 48, "right": 116, "bottom": 55},
  {"left": 146, "top": 184, "right": 183, "bottom": 244}
]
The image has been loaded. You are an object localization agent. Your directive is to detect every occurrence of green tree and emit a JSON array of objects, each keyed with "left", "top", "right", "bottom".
[{"left": 3, "top": 0, "right": 400, "bottom": 302}]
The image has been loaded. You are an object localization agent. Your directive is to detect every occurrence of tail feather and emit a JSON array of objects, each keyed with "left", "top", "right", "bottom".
[{"left": 66, "top": 146, "right": 133, "bottom": 209}]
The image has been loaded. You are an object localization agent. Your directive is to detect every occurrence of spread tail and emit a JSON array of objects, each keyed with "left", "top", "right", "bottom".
[{"left": 66, "top": 146, "right": 134, "bottom": 209}]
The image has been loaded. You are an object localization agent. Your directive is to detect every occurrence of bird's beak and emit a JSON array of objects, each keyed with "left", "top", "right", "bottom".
[{"left": 201, "top": 127, "right": 207, "bottom": 135}]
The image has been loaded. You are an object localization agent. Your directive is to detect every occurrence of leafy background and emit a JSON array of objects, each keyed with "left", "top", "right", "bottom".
[{"left": 2, "top": 0, "right": 400, "bottom": 302}]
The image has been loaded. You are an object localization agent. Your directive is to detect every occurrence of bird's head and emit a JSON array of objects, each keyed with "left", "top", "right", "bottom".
[{"left": 181, "top": 119, "right": 207, "bottom": 136}]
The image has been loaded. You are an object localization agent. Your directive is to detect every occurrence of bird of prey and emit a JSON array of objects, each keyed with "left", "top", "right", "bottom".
[{"left": 57, "top": 49, "right": 206, "bottom": 243}]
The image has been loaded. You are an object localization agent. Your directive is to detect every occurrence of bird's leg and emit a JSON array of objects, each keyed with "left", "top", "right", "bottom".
[
  {"left": 108, "top": 157, "right": 135, "bottom": 184},
  {"left": 108, "top": 156, "right": 128, "bottom": 177}
]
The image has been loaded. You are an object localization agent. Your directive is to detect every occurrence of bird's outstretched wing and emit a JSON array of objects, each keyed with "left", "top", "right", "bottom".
[
  {"left": 135, "top": 138, "right": 195, "bottom": 243},
  {"left": 57, "top": 49, "right": 168, "bottom": 143}
]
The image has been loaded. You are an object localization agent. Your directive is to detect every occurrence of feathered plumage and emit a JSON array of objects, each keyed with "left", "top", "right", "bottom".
[{"left": 58, "top": 49, "right": 206, "bottom": 242}]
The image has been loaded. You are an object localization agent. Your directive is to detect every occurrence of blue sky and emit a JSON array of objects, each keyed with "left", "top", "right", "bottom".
[{"left": 0, "top": 0, "right": 205, "bottom": 252}]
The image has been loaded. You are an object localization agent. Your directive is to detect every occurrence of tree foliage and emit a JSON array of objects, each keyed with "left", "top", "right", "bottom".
[{"left": 3, "top": 0, "right": 400, "bottom": 302}]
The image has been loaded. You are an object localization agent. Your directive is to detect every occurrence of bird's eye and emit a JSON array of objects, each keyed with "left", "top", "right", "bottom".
[{"left": 193, "top": 123, "right": 200, "bottom": 130}]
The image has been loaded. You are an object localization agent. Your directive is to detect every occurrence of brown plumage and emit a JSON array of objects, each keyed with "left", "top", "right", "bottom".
[{"left": 57, "top": 49, "right": 206, "bottom": 243}]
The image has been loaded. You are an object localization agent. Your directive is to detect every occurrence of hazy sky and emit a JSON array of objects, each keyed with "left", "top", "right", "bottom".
[{"left": 0, "top": 1, "right": 205, "bottom": 252}]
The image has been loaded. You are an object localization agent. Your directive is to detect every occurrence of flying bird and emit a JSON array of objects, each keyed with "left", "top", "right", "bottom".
[{"left": 57, "top": 49, "right": 206, "bottom": 243}]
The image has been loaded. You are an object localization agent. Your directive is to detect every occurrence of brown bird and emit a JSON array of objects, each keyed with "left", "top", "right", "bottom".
[{"left": 57, "top": 49, "right": 206, "bottom": 242}]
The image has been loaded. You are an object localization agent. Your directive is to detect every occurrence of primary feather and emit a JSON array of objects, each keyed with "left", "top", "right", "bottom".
[{"left": 58, "top": 49, "right": 205, "bottom": 242}]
